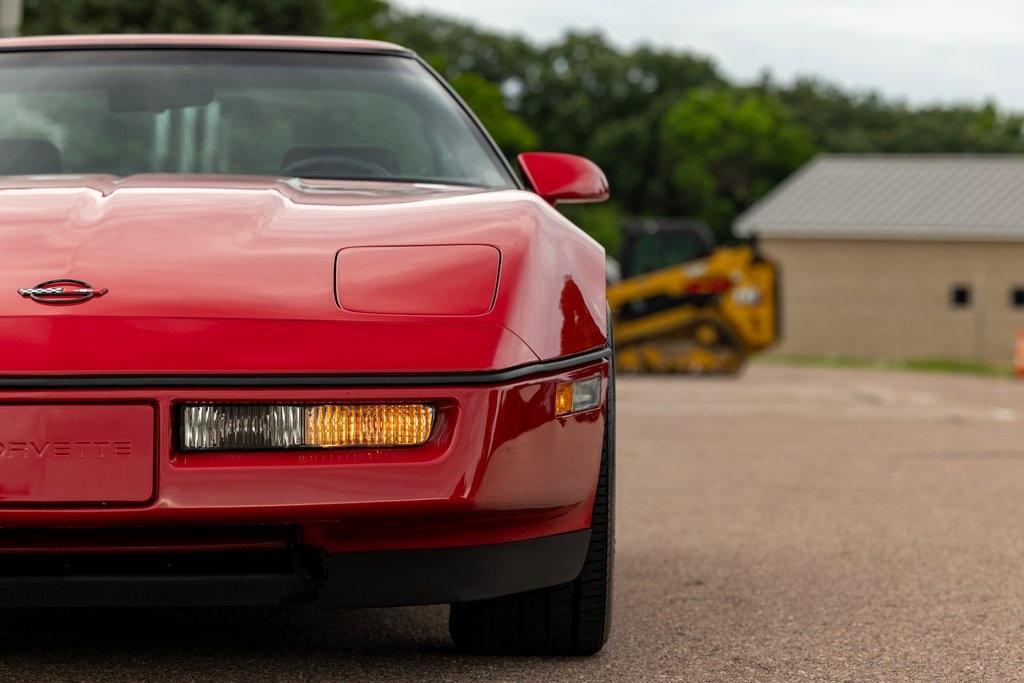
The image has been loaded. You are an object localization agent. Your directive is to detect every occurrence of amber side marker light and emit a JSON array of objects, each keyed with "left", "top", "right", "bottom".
[
  {"left": 554, "top": 376, "right": 603, "bottom": 416},
  {"left": 181, "top": 403, "right": 434, "bottom": 451}
]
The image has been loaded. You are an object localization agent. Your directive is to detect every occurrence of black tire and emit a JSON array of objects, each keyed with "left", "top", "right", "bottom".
[{"left": 449, "top": 345, "right": 616, "bottom": 656}]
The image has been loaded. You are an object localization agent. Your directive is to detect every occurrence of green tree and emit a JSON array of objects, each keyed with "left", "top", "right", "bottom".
[
  {"left": 22, "top": 0, "right": 331, "bottom": 35},
  {"left": 766, "top": 77, "right": 1024, "bottom": 154},
  {"left": 659, "top": 89, "right": 817, "bottom": 239},
  {"left": 448, "top": 73, "right": 538, "bottom": 156},
  {"left": 378, "top": 10, "right": 534, "bottom": 85},
  {"left": 326, "top": 0, "right": 388, "bottom": 39},
  {"left": 516, "top": 32, "right": 722, "bottom": 157}
]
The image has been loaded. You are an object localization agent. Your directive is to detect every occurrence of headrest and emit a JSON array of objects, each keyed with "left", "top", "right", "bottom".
[{"left": 0, "top": 138, "right": 63, "bottom": 175}]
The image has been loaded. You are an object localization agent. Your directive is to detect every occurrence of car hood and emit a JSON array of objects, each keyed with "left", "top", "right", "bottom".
[{"left": 0, "top": 174, "right": 595, "bottom": 376}]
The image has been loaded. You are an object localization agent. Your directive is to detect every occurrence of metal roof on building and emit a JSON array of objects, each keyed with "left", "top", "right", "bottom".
[{"left": 734, "top": 155, "right": 1024, "bottom": 241}]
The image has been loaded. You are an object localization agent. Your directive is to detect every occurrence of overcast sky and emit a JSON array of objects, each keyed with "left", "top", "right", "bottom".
[{"left": 395, "top": 0, "right": 1024, "bottom": 110}]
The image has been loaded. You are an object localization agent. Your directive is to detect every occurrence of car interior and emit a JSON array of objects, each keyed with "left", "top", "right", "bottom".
[
  {"left": 278, "top": 146, "right": 401, "bottom": 179},
  {"left": 0, "top": 139, "right": 409, "bottom": 180},
  {"left": 0, "top": 138, "right": 63, "bottom": 175}
]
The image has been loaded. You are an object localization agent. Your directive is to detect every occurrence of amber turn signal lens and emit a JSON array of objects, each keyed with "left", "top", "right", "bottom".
[
  {"left": 305, "top": 404, "right": 434, "bottom": 447},
  {"left": 181, "top": 403, "right": 434, "bottom": 451},
  {"left": 555, "top": 383, "right": 575, "bottom": 416},
  {"left": 555, "top": 376, "right": 603, "bottom": 416}
]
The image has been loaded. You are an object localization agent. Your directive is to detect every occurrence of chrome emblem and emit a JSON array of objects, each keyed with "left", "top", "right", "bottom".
[{"left": 18, "top": 279, "right": 109, "bottom": 304}]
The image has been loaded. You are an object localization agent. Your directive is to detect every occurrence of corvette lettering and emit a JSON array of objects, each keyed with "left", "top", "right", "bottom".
[{"left": 0, "top": 441, "right": 133, "bottom": 459}]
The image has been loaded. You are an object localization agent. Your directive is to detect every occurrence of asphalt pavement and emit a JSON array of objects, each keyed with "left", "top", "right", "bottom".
[{"left": 3, "top": 365, "right": 1024, "bottom": 681}]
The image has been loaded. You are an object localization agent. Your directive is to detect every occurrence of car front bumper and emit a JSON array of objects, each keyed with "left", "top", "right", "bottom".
[{"left": 0, "top": 355, "right": 608, "bottom": 606}]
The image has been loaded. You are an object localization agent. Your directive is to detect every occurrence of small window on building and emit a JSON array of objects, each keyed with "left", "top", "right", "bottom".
[
  {"left": 1011, "top": 286, "right": 1024, "bottom": 309},
  {"left": 950, "top": 284, "right": 971, "bottom": 308}
]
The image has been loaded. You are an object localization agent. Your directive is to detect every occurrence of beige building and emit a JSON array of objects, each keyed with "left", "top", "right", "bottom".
[{"left": 735, "top": 155, "right": 1024, "bottom": 363}]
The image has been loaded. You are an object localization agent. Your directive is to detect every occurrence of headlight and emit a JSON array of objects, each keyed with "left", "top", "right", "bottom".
[{"left": 180, "top": 403, "right": 435, "bottom": 451}]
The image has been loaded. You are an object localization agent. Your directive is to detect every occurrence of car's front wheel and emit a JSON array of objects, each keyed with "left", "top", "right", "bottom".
[{"left": 448, "top": 356, "right": 616, "bottom": 656}]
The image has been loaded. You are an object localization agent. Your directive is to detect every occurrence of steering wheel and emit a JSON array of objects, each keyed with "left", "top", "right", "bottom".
[{"left": 280, "top": 155, "right": 393, "bottom": 179}]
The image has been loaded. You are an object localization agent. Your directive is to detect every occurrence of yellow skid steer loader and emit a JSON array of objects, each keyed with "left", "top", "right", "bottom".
[{"left": 607, "top": 219, "right": 779, "bottom": 374}]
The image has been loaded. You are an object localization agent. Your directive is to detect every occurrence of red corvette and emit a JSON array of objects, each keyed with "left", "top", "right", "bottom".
[{"left": 0, "top": 35, "right": 614, "bottom": 654}]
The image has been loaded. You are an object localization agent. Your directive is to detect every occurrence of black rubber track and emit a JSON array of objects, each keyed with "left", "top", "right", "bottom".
[{"left": 448, "top": 338, "right": 616, "bottom": 655}]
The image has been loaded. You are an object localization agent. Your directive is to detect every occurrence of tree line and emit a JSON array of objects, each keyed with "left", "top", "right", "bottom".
[{"left": 23, "top": 0, "right": 1024, "bottom": 251}]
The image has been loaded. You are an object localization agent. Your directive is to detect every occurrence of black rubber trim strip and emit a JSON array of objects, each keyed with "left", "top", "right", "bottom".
[
  {"left": 0, "top": 44, "right": 414, "bottom": 56},
  {"left": 319, "top": 529, "right": 593, "bottom": 607},
  {"left": 0, "top": 530, "right": 591, "bottom": 607},
  {"left": 0, "top": 347, "right": 612, "bottom": 389},
  {"left": 0, "top": 574, "right": 317, "bottom": 608}
]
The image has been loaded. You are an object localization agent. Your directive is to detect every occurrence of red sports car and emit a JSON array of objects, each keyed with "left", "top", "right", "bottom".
[{"left": 0, "top": 35, "right": 614, "bottom": 654}]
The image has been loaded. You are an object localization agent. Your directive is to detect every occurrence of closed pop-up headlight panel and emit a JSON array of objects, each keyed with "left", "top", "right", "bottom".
[{"left": 336, "top": 245, "right": 500, "bottom": 316}]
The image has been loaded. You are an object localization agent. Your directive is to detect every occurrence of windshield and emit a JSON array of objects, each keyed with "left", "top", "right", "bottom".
[{"left": 0, "top": 49, "right": 515, "bottom": 188}]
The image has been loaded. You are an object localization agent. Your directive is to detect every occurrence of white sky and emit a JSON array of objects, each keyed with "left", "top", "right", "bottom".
[{"left": 395, "top": 0, "right": 1024, "bottom": 110}]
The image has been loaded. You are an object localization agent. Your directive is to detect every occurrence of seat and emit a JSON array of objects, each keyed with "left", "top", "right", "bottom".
[{"left": 0, "top": 138, "right": 63, "bottom": 175}]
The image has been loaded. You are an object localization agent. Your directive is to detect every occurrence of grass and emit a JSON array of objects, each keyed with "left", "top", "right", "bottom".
[{"left": 756, "top": 353, "right": 1016, "bottom": 378}]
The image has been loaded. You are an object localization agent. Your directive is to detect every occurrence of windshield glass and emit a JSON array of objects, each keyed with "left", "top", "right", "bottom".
[{"left": 0, "top": 49, "right": 515, "bottom": 188}]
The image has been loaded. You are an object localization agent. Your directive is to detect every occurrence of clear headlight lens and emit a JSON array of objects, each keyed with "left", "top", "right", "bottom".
[{"left": 181, "top": 403, "right": 435, "bottom": 451}]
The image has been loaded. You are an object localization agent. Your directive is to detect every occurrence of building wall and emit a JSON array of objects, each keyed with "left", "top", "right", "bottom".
[{"left": 763, "top": 238, "right": 1024, "bottom": 362}]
